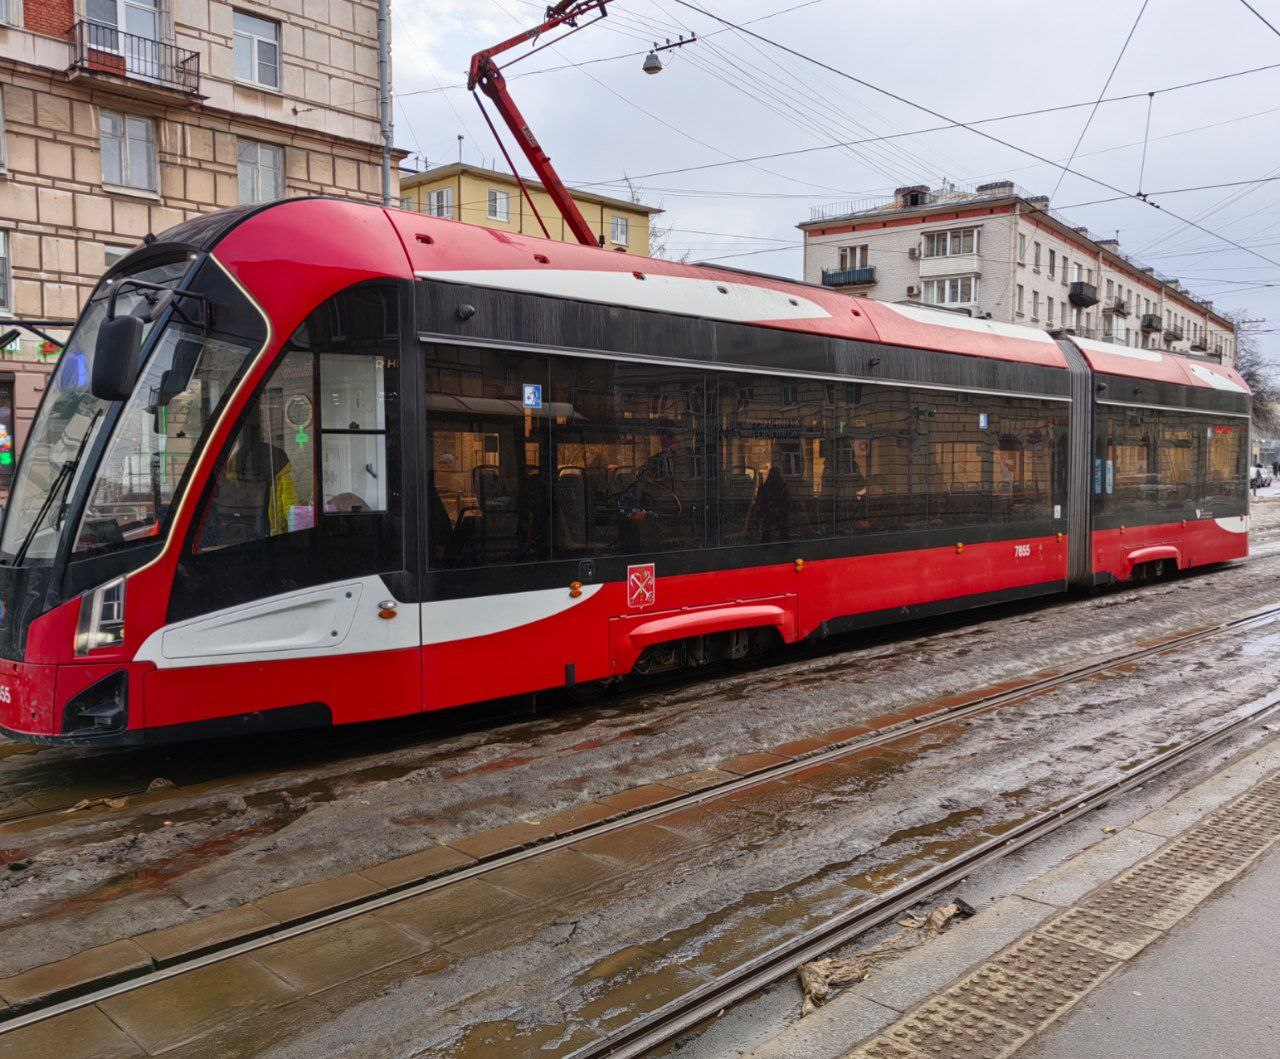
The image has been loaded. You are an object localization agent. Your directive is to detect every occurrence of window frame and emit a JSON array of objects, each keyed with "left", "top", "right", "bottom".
[
  {"left": 0, "top": 230, "right": 10, "bottom": 315},
  {"left": 923, "top": 226, "right": 979, "bottom": 258},
  {"left": 611, "top": 215, "right": 630, "bottom": 246},
  {"left": 426, "top": 187, "right": 453, "bottom": 219},
  {"left": 236, "top": 138, "right": 284, "bottom": 204},
  {"left": 99, "top": 109, "right": 158, "bottom": 192},
  {"left": 487, "top": 188, "right": 510, "bottom": 222},
  {"left": 232, "top": 10, "right": 281, "bottom": 91}
]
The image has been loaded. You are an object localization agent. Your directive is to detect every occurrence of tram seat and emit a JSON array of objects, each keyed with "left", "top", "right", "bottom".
[{"left": 555, "top": 466, "right": 590, "bottom": 553}]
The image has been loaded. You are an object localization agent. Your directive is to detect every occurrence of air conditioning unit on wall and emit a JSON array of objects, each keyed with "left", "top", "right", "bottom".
[
  {"left": 908, "top": 246, "right": 920, "bottom": 259},
  {"left": 906, "top": 285, "right": 920, "bottom": 297}
]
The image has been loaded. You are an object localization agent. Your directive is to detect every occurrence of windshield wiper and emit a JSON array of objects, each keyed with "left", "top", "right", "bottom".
[{"left": 12, "top": 408, "right": 103, "bottom": 567}]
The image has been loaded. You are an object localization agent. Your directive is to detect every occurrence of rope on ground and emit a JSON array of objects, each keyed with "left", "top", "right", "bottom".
[{"left": 797, "top": 899, "right": 974, "bottom": 1016}]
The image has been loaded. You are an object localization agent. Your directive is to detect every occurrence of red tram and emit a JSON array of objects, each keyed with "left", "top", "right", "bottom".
[{"left": 0, "top": 198, "right": 1250, "bottom": 745}]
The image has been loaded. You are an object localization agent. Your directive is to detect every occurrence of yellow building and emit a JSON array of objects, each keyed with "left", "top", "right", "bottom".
[{"left": 400, "top": 163, "right": 661, "bottom": 254}]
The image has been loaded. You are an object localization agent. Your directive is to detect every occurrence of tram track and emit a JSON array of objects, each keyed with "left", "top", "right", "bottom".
[
  {"left": 572, "top": 677, "right": 1280, "bottom": 1058},
  {"left": 1, "top": 600, "right": 1279, "bottom": 1040}
]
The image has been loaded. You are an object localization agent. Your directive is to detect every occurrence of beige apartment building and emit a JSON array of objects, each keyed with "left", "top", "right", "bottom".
[
  {"left": 401, "top": 163, "right": 661, "bottom": 254},
  {"left": 801, "top": 181, "right": 1237, "bottom": 363},
  {"left": 0, "top": 0, "right": 397, "bottom": 479}
]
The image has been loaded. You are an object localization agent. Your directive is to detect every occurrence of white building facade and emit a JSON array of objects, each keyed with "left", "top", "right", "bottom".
[{"left": 800, "top": 182, "right": 1236, "bottom": 363}]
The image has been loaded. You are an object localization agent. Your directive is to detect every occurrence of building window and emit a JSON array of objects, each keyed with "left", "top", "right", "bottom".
[
  {"left": 233, "top": 11, "right": 280, "bottom": 90},
  {"left": 0, "top": 231, "right": 9, "bottom": 314},
  {"left": 923, "top": 275, "right": 978, "bottom": 306},
  {"left": 1047, "top": 249, "right": 1055, "bottom": 278},
  {"left": 1047, "top": 296, "right": 1054, "bottom": 326},
  {"left": 1017, "top": 234, "right": 1026, "bottom": 263},
  {"left": 1016, "top": 284, "right": 1025, "bottom": 314},
  {"left": 1032, "top": 290, "right": 1040, "bottom": 320},
  {"left": 0, "top": 86, "right": 6, "bottom": 171},
  {"left": 611, "top": 215, "right": 630, "bottom": 245},
  {"left": 923, "top": 227, "right": 979, "bottom": 257},
  {"left": 838, "top": 244, "right": 868, "bottom": 270},
  {"left": 237, "top": 139, "right": 283, "bottom": 204},
  {"left": 1105, "top": 278, "right": 1113, "bottom": 300},
  {"left": 1061, "top": 257, "right": 1069, "bottom": 285},
  {"left": 100, "top": 110, "right": 156, "bottom": 191},
  {"left": 1033, "top": 241, "right": 1041, "bottom": 269},
  {"left": 104, "top": 244, "right": 132, "bottom": 269},
  {"left": 487, "top": 188, "right": 510, "bottom": 222},
  {"left": 426, "top": 187, "right": 453, "bottom": 219}
]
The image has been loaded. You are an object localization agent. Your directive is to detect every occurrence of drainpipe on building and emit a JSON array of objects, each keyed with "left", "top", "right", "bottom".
[{"left": 377, "top": 0, "right": 392, "bottom": 207}]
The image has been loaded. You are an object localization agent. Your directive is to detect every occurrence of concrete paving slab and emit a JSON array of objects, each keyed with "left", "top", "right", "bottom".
[
  {"left": 1016, "top": 830, "right": 1166, "bottom": 907},
  {"left": 718, "top": 751, "right": 790, "bottom": 775},
  {"left": 0, "top": 1004, "right": 144, "bottom": 1059},
  {"left": 527, "top": 800, "right": 620, "bottom": 834},
  {"left": 308, "top": 950, "right": 452, "bottom": 1015},
  {"left": 375, "top": 876, "right": 534, "bottom": 949},
  {"left": 97, "top": 955, "right": 298, "bottom": 1053},
  {"left": 597, "top": 782, "right": 684, "bottom": 811},
  {"left": 744, "top": 993, "right": 902, "bottom": 1059},
  {"left": 251, "top": 872, "right": 383, "bottom": 925},
  {"left": 134, "top": 904, "right": 278, "bottom": 965},
  {"left": 155, "top": 997, "right": 330, "bottom": 1059},
  {"left": 356, "top": 843, "right": 475, "bottom": 890},
  {"left": 1131, "top": 737, "right": 1280, "bottom": 838},
  {"left": 853, "top": 895, "right": 1055, "bottom": 1012},
  {"left": 252, "top": 916, "right": 427, "bottom": 994},
  {"left": 480, "top": 847, "right": 625, "bottom": 904},
  {"left": 445, "top": 819, "right": 552, "bottom": 860},
  {"left": 0, "top": 939, "right": 152, "bottom": 1009}
]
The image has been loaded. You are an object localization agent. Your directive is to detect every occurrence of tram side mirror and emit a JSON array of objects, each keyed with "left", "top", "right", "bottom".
[{"left": 92, "top": 315, "right": 144, "bottom": 401}]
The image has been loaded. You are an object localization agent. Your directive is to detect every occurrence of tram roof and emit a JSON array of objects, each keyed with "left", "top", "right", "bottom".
[{"left": 166, "top": 198, "right": 1248, "bottom": 395}]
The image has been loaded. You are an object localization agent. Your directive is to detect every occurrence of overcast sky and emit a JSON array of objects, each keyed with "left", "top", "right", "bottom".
[{"left": 393, "top": 0, "right": 1280, "bottom": 362}]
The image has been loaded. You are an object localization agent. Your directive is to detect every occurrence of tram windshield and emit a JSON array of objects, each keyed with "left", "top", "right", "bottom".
[{"left": 0, "top": 255, "right": 261, "bottom": 564}]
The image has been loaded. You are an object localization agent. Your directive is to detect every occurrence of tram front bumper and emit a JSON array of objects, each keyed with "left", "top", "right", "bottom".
[{"left": 0, "top": 658, "right": 144, "bottom": 747}]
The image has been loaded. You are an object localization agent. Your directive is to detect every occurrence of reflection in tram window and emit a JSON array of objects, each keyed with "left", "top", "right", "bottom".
[
  {"left": 550, "top": 358, "right": 704, "bottom": 558},
  {"left": 425, "top": 345, "right": 551, "bottom": 568},
  {"left": 423, "top": 343, "right": 1072, "bottom": 572},
  {"left": 198, "top": 349, "right": 315, "bottom": 550}
]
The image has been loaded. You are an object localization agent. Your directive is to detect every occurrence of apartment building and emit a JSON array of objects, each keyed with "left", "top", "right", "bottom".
[
  {"left": 800, "top": 181, "right": 1236, "bottom": 363},
  {"left": 0, "top": 0, "right": 397, "bottom": 478},
  {"left": 401, "top": 163, "right": 660, "bottom": 254}
]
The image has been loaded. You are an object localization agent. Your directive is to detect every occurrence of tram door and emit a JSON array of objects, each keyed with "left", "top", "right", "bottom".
[{"left": 162, "top": 283, "right": 420, "bottom": 730}]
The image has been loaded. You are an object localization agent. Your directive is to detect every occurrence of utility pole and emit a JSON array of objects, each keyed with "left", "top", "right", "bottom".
[{"left": 377, "top": 0, "right": 392, "bottom": 206}]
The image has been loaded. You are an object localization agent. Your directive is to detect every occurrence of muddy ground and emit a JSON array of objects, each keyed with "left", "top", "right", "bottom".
[{"left": 1, "top": 502, "right": 1278, "bottom": 978}]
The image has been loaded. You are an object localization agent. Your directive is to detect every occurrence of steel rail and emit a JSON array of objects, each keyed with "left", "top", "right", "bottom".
[
  {"left": 573, "top": 685, "right": 1280, "bottom": 1057},
  {"left": 2, "top": 603, "right": 1279, "bottom": 1035}
]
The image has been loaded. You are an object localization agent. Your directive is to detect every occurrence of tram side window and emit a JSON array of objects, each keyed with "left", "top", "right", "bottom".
[
  {"left": 425, "top": 345, "right": 551, "bottom": 568},
  {"left": 1157, "top": 413, "right": 1197, "bottom": 509},
  {"left": 716, "top": 374, "right": 828, "bottom": 545},
  {"left": 196, "top": 348, "right": 316, "bottom": 550},
  {"left": 549, "top": 357, "right": 705, "bottom": 558},
  {"left": 1204, "top": 422, "right": 1246, "bottom": 510},
  {"left": 196, "top": 284, "right": 400, "bottom": 555},
  {"left": 850, "top": 385, "right": 913, "bottom": 535}
]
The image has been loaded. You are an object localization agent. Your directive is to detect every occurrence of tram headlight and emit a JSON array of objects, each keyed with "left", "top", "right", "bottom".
[{"left": 75, "top": 577, "right": 126, "bottom": 655}]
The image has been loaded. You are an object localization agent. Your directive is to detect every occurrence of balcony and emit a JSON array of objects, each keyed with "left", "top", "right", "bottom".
[
  {"left": 1165, "top": 326, "right": 1185, "bottom": 342},
  {"left": 1108, "top": 298, "right": 1129, "bottom": 316},
  {"left": 1068, "top": 281, "right": 1098, "bottom": 308},
  {"left": 822, "top": 266, "right": 877, "bottom": 288},
  {"left": 69, "top": 21, "right": 201, "bottom": 98},
  {"left": 1141, "top": 313, "right": 1162, "bottom": 332},
  {"left": 1190, "top": 340, "right": 1208, "bottom": 352}
]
